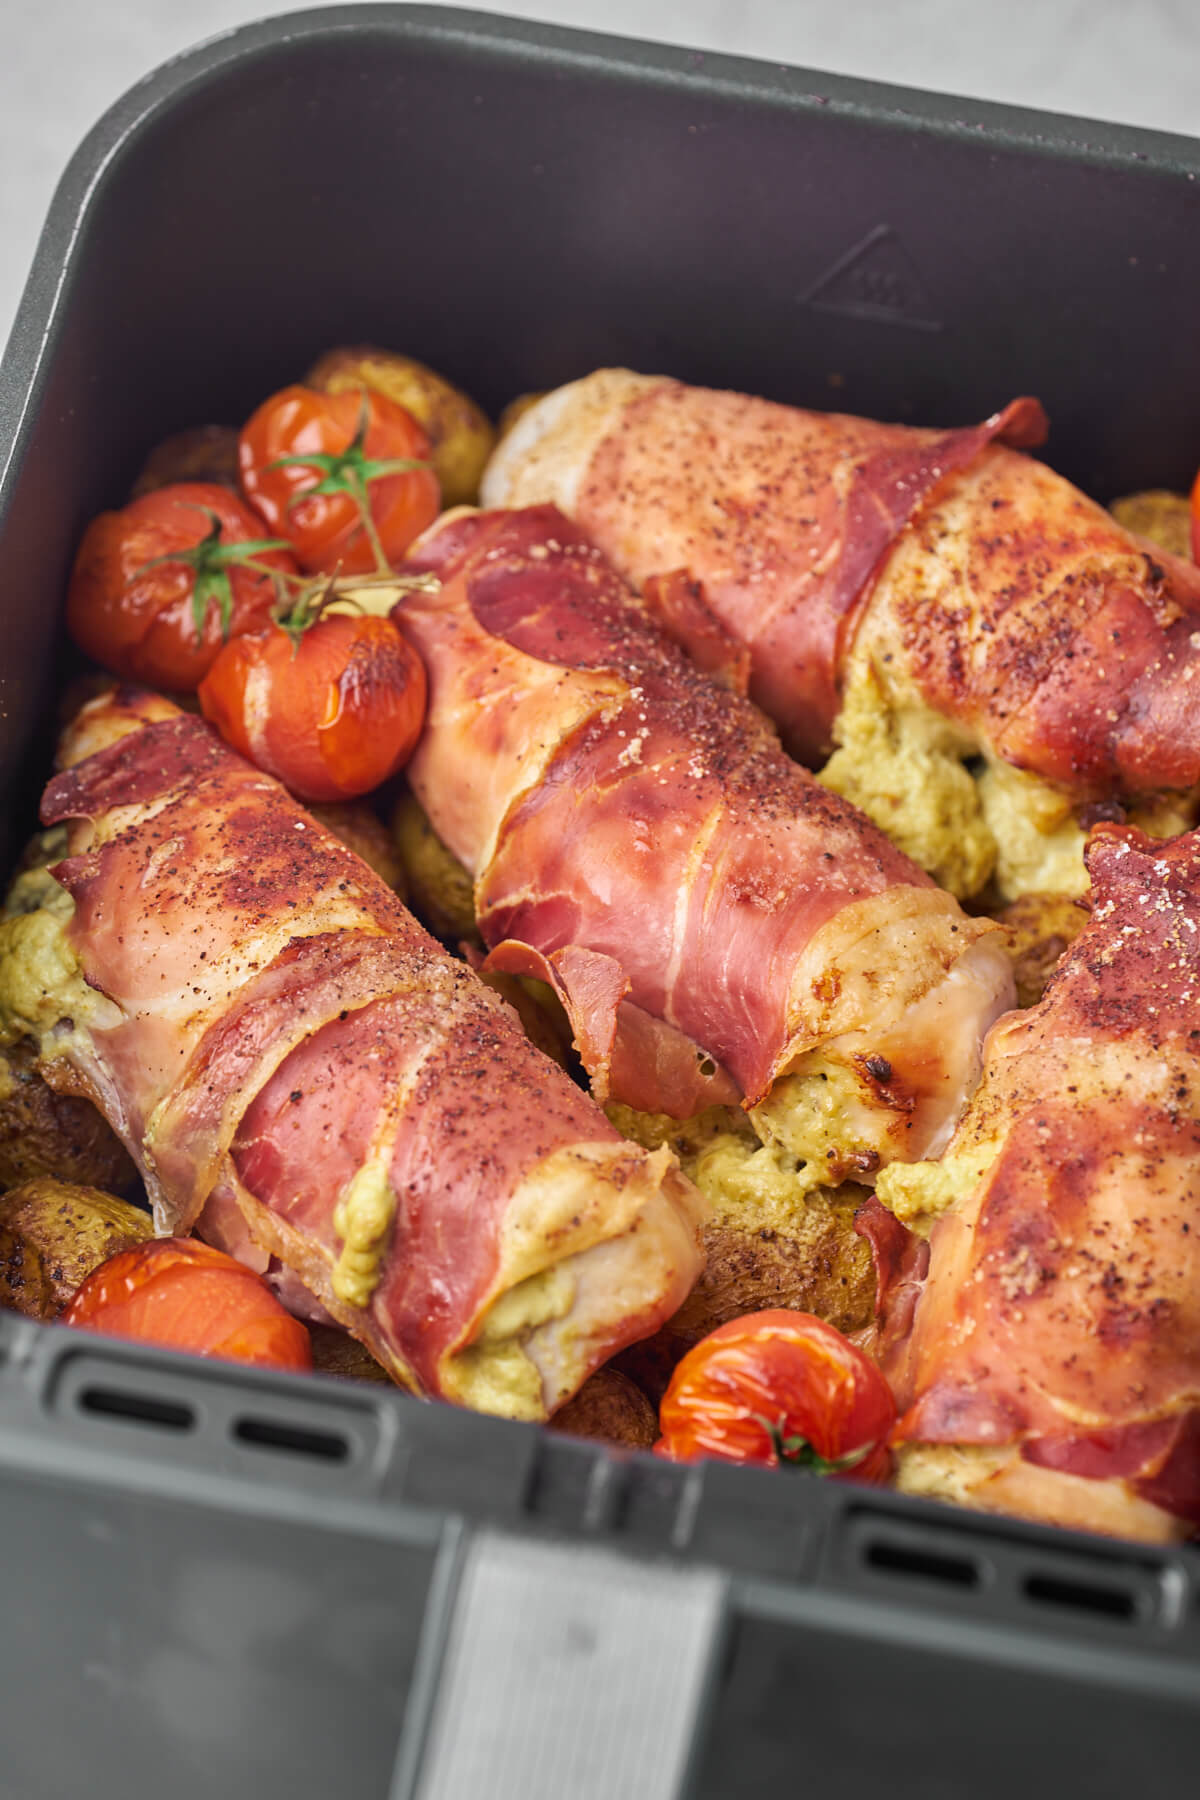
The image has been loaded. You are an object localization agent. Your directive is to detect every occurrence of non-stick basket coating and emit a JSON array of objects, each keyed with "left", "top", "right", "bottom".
[{"left": 1, "top": 11, "right": 1198, "bottom": 1796}]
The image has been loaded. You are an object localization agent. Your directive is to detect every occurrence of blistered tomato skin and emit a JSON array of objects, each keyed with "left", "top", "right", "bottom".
[
  {"left": 655, "top": 1309, "right": 895, "bottom": 1482},
  {"left": 238, "top": 385, "right": 441, "bottom": 575},
  {"left": 62, "top": 1238, "right": 312, "bottom": 1372},
  {"left": 198, "top": 613, "right": 428, "bottom": 802},
  {"left": 66, "top": 482, "right": 299, "bottom": 691}
]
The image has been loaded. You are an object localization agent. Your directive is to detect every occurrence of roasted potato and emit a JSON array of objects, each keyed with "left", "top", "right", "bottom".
[
  {"left": 305, "top": 347, "right": 495, "bottom": 507},
  {"left": 0, "top": 1041, "right": 139, "bottom": 1196},
  {"left": 389, "top": 793, "right": 577, "bottom": 1061},
  {"left": 0, "top": 1178, "right": 152, "bottom": 1320},
  {"left": 128, "top": 424, "right": 241, "bottom": 499},
  {"left": 1108, "top": 489, "right": 1191, "bottom": 560},
  {"left": 496, "top": 391, "right": 549, "bottom": 443},
  {"left": 390, "top": 788, "right": 480, "bottom": 942},
  {"left": 608, "top": 1102, "right": 877, "bottom": 1401},
  {"left": 617, "top": 1196, "right": 876, "bottom": 1407},
  {"left": 681, "top": 1202, "right": 874, "bottom": 1340},
  {"left": 1, "top": 834, "right": 141, "bottom": 1194},
  {"left": 307, "top": 800, "right": 407, "bottom": 899},
  {"left": 993, "top": 891, "right": 1090, "bottom": 1008},
  {"left": 549, "top": 1366, "right": 658, "bottom": 1450},
  {"left": 309, "top": 1323, "right": 392, "bottom": 1382},
  {"left": 474, "top": 968, "right": 571, "bottom": 1069}
]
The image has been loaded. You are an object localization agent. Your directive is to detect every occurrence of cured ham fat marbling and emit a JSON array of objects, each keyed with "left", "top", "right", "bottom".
[
  {"left": 23, "top": 688, "right": 705, "bottom": 1419},
  {"left": 391, "top": 504, "right": 1014, "bottom": 1190},
  {"left": 875, "top": 826, "right": 1200, "bottom": 1542},
  {"left": 482, "top": 371, "right": 1200, "bottom": 901}
]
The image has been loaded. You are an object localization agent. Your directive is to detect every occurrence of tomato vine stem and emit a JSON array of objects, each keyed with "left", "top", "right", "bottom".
[
  {"left": 264, "top": 395, "right": 432, "bottom": 575},
  {"left": 134, "top": 505, "right": 292, "bottom": 641},
  {"left": 752, "top": 1413, "right": 874, "bottom": 1475}
]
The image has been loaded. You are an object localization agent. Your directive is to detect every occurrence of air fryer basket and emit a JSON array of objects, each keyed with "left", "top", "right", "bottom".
[{"left": 1, "top": 11, "right": 1198, "bottom": 1797}]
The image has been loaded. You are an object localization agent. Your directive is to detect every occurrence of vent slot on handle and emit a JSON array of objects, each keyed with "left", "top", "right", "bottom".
[
  {"left": 847, "top": 1505, "right": 1160, "bottom": 1631},
  {"left": 1022, "top": 1571, "right": 1138, "bottom": 1622},
  {"left": 861, "top": 1536, "right": 982, "bottom": 1590},
  {"left": 232, "top": 1414, "right": 350, "bottom": 1463},
  {"left": 77, "top": 1385, "right": 196, "bottom": 1433}
]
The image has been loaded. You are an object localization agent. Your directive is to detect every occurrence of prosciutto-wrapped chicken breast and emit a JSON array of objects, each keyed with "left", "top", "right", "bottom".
[
  {"left": 4, "top": 687, "right": 704, "bottom": 1419},
  {"left": 874, "top": 826, "right": 1200, "bottom": 1542},
  {"left": 390, "top": 504, "right": 1013, "bottom": 1191},
  {"left": 482, "top": 370, "right": 1200, "bottom": 902}
]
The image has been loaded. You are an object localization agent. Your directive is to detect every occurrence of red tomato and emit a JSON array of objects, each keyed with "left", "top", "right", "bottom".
[
  {"left": 198, "top": 611, "right": 427, "bottom": 802},
  {"left": 1191, "top": 468, "right": 1200, "bottom": 563},
  {"left": 62, "top": 1238, "right": 312, "bottom": 1372},
  {"left": 66, "top": 482, "right": 298, "bottom": 691},
  {"left": 238, "top": 385, "right": 441, "bottom": 575},
  {"left": 655, "top": 1309, "right": 895, "bottom": 1482}
]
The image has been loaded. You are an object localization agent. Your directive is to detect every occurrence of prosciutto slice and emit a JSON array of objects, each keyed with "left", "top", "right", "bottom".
[
  {"left": 30, "top": 688, "right": 705, "bottom": 1418},
  {"left": 392, "top": 505, "right": 1013, "bottom": 1183},
  {"left": 479, "top": 369, "right": 1047, "bottom": 763},
  {"left": 876, "top": 826, "right": 1200, "bottom": 1541},
  {"left": 482, "top": 371, "right": 1200, "bottom": 897}
]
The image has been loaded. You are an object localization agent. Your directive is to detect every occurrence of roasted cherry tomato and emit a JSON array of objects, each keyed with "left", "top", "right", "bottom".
[
  {"left": 1191, "top": 467, "right": 1200, "bottom": 564},
  {"left": 238, "top": 385, "right": 441, "bottom": 575},
  {"left": 655, "top": 1309, "right": 895, "bottom": 1481},
  {"left": 198, "top": 611, "right": 428, "bottom": 802},
  {"left": 66, "top": 482, "right": 298, "bottom": 691},
  {"left": 62, "top": 1238, "right": 312, "bottom": 1372}
]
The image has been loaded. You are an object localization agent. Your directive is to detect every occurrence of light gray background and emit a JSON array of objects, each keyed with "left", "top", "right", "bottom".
[{"left": 3, "top": 0, "right": 1199, "bottom": 355}]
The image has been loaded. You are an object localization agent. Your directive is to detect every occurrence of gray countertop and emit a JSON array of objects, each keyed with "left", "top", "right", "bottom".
[{"left": 4, "top": 0, "right": 1199, "bottom": 354}]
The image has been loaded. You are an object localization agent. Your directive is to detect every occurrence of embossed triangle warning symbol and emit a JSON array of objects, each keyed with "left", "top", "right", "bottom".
[{"left": 804, "top": 225, "right": 942, "bottom": 332}]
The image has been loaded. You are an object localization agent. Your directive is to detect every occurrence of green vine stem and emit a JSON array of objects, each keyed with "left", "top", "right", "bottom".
[
  {"left": 752, "top": 1414, "right": 875, "bottom": 1476},
  {"left": 264, "top": 395, "right": 432, "bottom": 575}
]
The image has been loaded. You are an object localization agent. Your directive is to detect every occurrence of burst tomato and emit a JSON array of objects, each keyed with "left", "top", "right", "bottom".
[
  {"left": 62, "top": 1238, "right": 312, "bottom": 1372},
  {"left": 198, "top": 611, "right": 428, "bottom": 802},
  {"left": 655, "top": 1309, "right": 896, "bottom": 1481},
  {"left": 66, "top": 482, "right": 298, "bottom": 691},
  {"left": 238, "top": 385, "right": 441, "bottom": 575}
]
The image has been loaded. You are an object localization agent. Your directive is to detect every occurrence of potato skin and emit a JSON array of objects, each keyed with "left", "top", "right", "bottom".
[
  {"left": 992, "top": 892, "right": 1090, "bottom": 1008},
  {"left": 128, "top": 425, "right": 241, "bottom": 499},
  {"left": 309, "top": 1323, "right": 392, "bottom": 1382},
  {"left": 0, "top": 1179, "right": 152, "bottom": 1320},
  {"left": 0, "top": 1041, "right": 139, "bottom": 1196},
  {"left": 390, "top": 788, "right": 480, "bottom": 941},
  {"left": 602, "top": 1100, "right": 880, "bottom": 1400},
  {"left": 677, "top": 1207, "right": 876, "bottom": 1341},
  {"left": 616, "top": 1198, "right": 877, "bottom": 1405},
  {"left": 306, "top": 347, "right": 495, "bottom": 507},
  {"left": 549, "top": 1366, "right": 658, "bottom": 1450}
]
